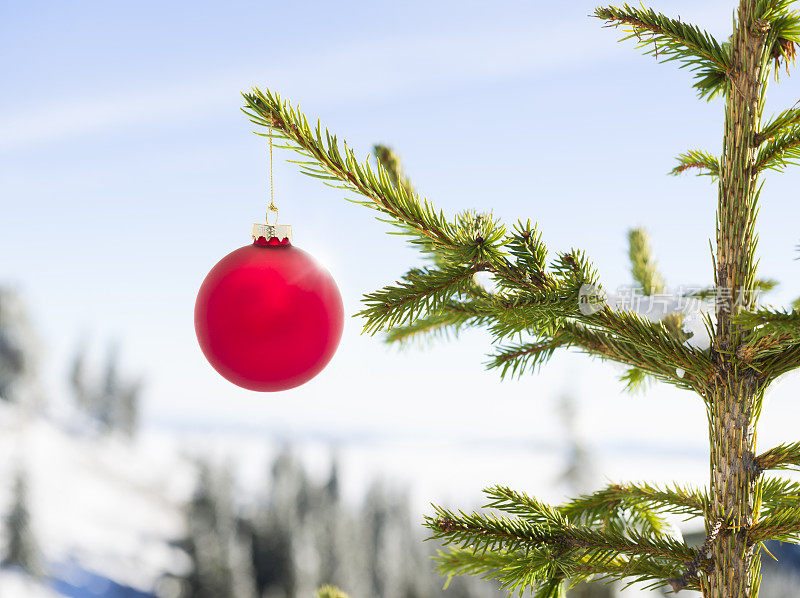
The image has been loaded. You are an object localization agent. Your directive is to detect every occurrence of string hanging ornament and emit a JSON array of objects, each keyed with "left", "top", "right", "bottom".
[{"left": 194, "top": 135, "right": 344, "bottom": 391}]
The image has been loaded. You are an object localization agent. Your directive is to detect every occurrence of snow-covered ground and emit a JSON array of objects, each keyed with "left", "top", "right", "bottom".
[
  {"left": 0, "top": 567, "right": 60, "bottom": 597},
  {"left": 0, "top": 403, "right": 193, "bottom": 596},
  {"left": 0, "top": 396, "right": 695, "bottom": 598}
]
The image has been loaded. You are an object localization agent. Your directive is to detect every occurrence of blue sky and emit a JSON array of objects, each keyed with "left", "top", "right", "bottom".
[{"left": 2, "top": 1, "right": 800, "bottom": 497}]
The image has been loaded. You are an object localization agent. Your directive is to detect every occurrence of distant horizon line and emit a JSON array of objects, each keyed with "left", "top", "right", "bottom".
[{"left": 146, "top": 417, "right": 708, "bottom": 460}]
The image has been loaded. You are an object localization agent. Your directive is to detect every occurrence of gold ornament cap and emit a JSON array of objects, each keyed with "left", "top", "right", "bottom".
[{"left": 252, "top": 222, "right": 292, "bottom": 243}]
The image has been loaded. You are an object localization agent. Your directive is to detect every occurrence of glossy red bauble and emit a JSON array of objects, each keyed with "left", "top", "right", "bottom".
[{"left": 194, "top": 238, "right": 344, "bottom": 391}]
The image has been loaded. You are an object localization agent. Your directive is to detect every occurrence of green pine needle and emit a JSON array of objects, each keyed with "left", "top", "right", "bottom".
[
  {"left": 755, "top": 127, "right": 800, "bottom": 172},
  {"left": 620, "top": 367, "right": 651, "bottom": 393},
  {"left": 373, "top": 144, "right": 414, "bottom": 196},
  {"left": 595, "top": 5, "right": 731, "bottom": 99},
  {"left": 316, "top": 585, "right": 349, "bottom": 598},
  {"left": 628, "top": 228, "right": 665, "bottom": 295},
  {"left": 756, "top": 441, "right": 800, "bottom": 471},
  {"left": 671, "top": 149, "right": 721, "bottom": 177},
  {"left": 358, "top": 263, "right": 485, "bottom": 335},
  {"left": 427, "top": 493, "right": 697, "bottom": 595}
]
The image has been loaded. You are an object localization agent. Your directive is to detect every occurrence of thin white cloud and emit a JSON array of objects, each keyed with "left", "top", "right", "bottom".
[{"left": 0, "top": 23, "right": 621, "bottom": 152}]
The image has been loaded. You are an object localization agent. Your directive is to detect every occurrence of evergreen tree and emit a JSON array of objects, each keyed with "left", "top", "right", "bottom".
[
  {"left": 361, "top": 482, "right": 415, "bottom": 598},
  {"left": 241, "top": 1, "right": 800, "bottom": 596},
  {"left": 314, "top": 460, "right": 347, "bottom": 591},
  {"left": 555, "top": 394, "right": 612, "bottom": 598},
  {"left": 247, "top": 515, "right": 295, "bottom": 598},
  {"left": 69, "top": 342, "right": 142, "bottom": 437},
  {"left": 250, "top": 450, "right": 304, "bottom": 598},
  {"left": 182, "top": 461, "right": 256, "bottom": 598},
  {"left": 0, "top": 288, "right": 40, "bottom": 408},
  {"left": 247, "top": 449, "right": 496, "bottom": 598},
  {"left": 2, "top": 469, "right": 40, "bottom": 577},
  {"left": 556, "top": 393, "right": 596, "bottom": 498},
  {"left": 69, "top": 345, "right": 90, "bottom": 413}
]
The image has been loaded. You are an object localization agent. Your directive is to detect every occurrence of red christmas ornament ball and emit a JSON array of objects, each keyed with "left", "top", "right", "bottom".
[{"left": 194, "top": 235, "right": 344, "bottom": 391}]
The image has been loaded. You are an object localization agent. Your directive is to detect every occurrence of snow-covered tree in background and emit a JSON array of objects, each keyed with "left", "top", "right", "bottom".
[
  {"left": 180, "top": 461, "right": 256, "bottom": 598},
  {"left": 69, "top": 342, "right": 141, "bottom": 437},
  {"left": 242, "top": 448, "right": 498, "bottom": 598},
  {"left": 362, "top": 482, "right": 427, "bottom": 598},
  {"left": 0, "top": 288, "right": 40, "bottom": 410},
  {"left": 250, "top": 450, "right": 306, "bottom": 598},
  {"left": 556, "top": 393, "right": 613, "bottom": 598},
  {"left": 314, "top": 461, "right": 347, "bottom": 590},
  {"left": 2, "top": 469, "right": 40, "bottom": 578},
  {"left": 556, "top": 393, "right": 597, "bottom": 499}
]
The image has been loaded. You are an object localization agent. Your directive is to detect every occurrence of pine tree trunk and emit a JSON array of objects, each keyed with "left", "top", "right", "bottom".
[
  {"left": 706, "top": 380, "right": 760, "bottom": 598},
  {"left": 706, "top": 1, "right": 770, "bottom": 597}
]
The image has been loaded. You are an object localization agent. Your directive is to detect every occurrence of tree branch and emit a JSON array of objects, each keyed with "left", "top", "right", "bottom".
[
  {"left": 749, "top": 506, "right": 800, "bottom": 543},
  {"left": 671, "top": 149, "right": 721, "bottom": 177},
  {"left": 558, "top": 482, "right": 706, "bottom": 522},
  {"left": 628, "top": 228, "right": 666, "bottom": 295},
  {"left": 427, "top": 505, "right": 696, "bottom": 570},
  {"left": 595, "top": 5, "right": 731, "bottom": 99},
  {"left": 755, "top": 442, "right": 800, "bottom": 472},
  {"left": 383, "top": 302, "right": 486, "bottom": 345},
  {"left": 243, "top": 89, "right": 599, "bottom": 301},
  {"left": 373, "top": 144, "right": 414, "bottom": 196},
  {"left": 486, "top": 338, "right": 567, "bottom": 378},
  {"left": 754, "top": 127, "right": 800, "bottom": 172},
  {"left": 756, "top": 106, "right": 800, "bottom": 145},
  {"left": 575, "top": 309, "right": 716, "bottom": 389},
  {"left": 358, "top": 264, "right": 484, "bottom": 334}
]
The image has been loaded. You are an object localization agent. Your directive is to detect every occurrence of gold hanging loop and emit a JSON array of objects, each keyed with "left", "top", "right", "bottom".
[
  {"left": 266, "top": 133, "right": 278, "bottom": 224},
  {"left": 266, "top": 205, "right": 279, "bottom": 225},
  {"left": 252, "top": 132, "right": 292, "bottom": 243}
]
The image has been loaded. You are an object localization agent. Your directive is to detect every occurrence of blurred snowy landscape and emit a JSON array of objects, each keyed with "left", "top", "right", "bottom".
[
  {"left": 0, "top": 285, "right": 666, "bottom": 597},
  {"left": 3, "top": 283, "right": 800, "bottom": 598}
]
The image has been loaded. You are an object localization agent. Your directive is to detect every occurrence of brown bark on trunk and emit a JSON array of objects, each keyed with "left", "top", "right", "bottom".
[
  {"left": 706, "top": 378, "right": 760, "bottom": 598},
  {"left": 706, "top": 1, "right": 770, "bottom": 597}
]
